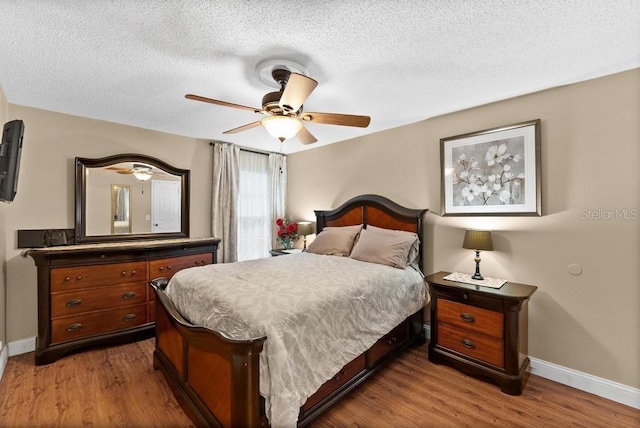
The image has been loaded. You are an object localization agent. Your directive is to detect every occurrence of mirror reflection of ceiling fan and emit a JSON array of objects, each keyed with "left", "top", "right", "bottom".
[
  {"left": 106, "top": 164, "right": 165, "bottom": 181},
  {"left": 185, "top": 68, "right": 371, "bottom": 144}
]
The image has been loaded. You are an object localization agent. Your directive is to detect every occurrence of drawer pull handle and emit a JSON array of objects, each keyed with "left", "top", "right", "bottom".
[
  {"left": 167, "top": 265, "right": 173, "bottom": 270},
  {"left": 332, "top": 369, "right": 347, "bottom": 381},
  {"left": 121, "top": 271, "right": 127, "bottom": 275},
  {"left": 194, "top": 260, "right": 200, "bottom": 265},
  {"left": 159, "top": 267, "right": 164, "bottom": 271},
  {"left": 460, "top": 313, "right": 475, "bottom": 323},
  {"left": 461, "top": 339, "right": 476, "bottom": 349},
  {"left": 66, "top": 323, "right": 82, "bottom": 332},
  {"left": 386, "top": 336, "right": 398, "bottom": 346},
  {"left": 131, "top": 270, "right": 136, "bottom": 275},
  {"left": 100, "top": 254, "right": 106, "bottom": 259},
  {"left": 76, "top": 275, "right": 83, "bottom": 281},
  {"left": 65, "top": 299, "right": 82, "bottom": 307},
  {"left": 65, "top": 276, "right": 71, "bottom": 281},
  {"left": 463, "top": 293, "right": 469, "bottom": 300},
  {"left": 122, "top": 314, "right": 136, "bottom": 322},
  {"left": 122, "top": 292, "right": 136, "bottom": 299}
]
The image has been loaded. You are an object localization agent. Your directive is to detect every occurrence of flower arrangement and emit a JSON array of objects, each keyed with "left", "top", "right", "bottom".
[{"left": 275, "top": 218, "right": 298, "bottom": 249}]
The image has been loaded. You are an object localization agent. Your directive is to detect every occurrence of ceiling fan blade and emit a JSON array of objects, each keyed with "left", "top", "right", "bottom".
[
  {"left": 296, "top": 126, "right": 318, "bottom": 145},
  {"left": 279, "top": 73, "right": 318, "bottom": 113},
  {"left": 185, "top": 94, "right": 262, "bottom": 114},
  {"left": 223, "top": 120, "right": 262, "bottom": 134},
  {"left": 301, "top": 112, "right": 371, "bottom": 128}
]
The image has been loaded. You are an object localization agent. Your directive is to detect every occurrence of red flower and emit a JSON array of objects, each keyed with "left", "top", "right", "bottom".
[{"left": 276, "top": 218, "right": 284, "bottom": 227}]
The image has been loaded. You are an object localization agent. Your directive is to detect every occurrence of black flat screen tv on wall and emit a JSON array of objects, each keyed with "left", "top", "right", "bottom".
[{"left": 0, "top": 119, "right": 25, "bottom": 202}]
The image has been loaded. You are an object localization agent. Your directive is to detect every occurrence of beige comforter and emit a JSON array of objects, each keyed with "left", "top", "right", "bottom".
[{"left": 166, "top": 252, "right": 427, "bottom": 427}]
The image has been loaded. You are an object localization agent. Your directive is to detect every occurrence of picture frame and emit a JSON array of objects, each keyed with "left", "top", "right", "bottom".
[{"left": 441, "top": 119, "right": 541, "bottom": 216}]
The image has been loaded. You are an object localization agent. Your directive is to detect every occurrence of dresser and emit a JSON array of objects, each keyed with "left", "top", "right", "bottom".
[
  {"left": 426, "top": 271, "right": 537, "bottom": 395},
  {"left": 28, "top": 237, "right": 220, "bottom": 365}
]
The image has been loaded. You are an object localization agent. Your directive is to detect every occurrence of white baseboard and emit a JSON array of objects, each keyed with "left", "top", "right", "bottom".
[
  {"left": 0, "top": 345, "right": 7, "bottom": 382},
  {"left": 424, "top": 324, "right": 639, "bottom": 410},
  {"left": 529, "top": 357, "right": 640, "bottom": 410},
  {"left": 8, "top": 336, "right": 35, "bottom": 357}
]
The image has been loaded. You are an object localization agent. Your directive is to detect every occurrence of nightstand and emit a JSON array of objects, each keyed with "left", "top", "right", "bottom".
[
  {"left": 426, "top": 271, "right": 537, "bottom": 395},
  {"left": 269, "top": 249, "right": 289, "bottom": 256}
]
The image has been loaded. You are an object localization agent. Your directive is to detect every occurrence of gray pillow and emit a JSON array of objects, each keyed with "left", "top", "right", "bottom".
[
  {"left": 306, "top": 229, "right": 360, "bottom": 256},
  {"left": 349, "top": 226, "right": 419, "bottom": 269}
]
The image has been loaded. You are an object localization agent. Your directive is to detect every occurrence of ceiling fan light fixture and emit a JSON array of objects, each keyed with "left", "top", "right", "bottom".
[
  {"left": 132, "top": 164, "right": 153, "bottom": 181},
  {"left": 261, "top": 115, "right": 303, "bottom": 142}
]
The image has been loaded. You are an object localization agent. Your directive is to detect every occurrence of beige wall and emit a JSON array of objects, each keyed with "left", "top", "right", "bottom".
[
  {"left": 288, "top": 69, "right": 640, "bottom": 389},
  {"left": 4, "top": 106, "right": 214, "bottom": 342},
  {"left": 0, "top": 86, "right": 8, "bottom": 352}
]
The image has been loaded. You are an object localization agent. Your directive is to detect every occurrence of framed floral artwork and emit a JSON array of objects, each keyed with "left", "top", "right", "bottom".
[{"left": 441, "top": 119, "right": 541, "bottom": 216}]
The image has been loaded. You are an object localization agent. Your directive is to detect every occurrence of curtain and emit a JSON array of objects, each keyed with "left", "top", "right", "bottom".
[
  {"left": 268, "top": 153, "right": 287, "bottom": 250},
  {"left": 237, "top": 150, "right": 270, "bottom": 261},
  {"left": 211, "top": 142, "right": 239, "bottom": 263}
]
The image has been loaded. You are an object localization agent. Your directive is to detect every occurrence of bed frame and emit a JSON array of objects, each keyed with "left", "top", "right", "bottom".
[{"left": 151, "top": 194, "right": 428, "bottom": 427}]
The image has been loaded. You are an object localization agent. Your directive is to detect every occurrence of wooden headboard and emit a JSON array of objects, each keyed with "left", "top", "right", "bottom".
[{"left": 314, "top": 194, "right": 428, "bottom": 269}]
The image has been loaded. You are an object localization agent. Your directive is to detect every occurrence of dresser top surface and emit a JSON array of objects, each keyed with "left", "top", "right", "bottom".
[{"left": 26, "top": 237, "right": 220, "bottom": 256}]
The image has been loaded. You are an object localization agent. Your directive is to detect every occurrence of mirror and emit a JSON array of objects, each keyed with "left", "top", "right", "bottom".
[
  {"left": 111, "top": 185, "right": 131, "bottom": 234},
  {"left": 75, "top": 154, "right": 190, "bottom": 243}
]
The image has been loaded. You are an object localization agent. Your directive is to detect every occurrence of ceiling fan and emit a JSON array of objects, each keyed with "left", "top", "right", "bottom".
[
  {"left": 185, "top": 69, "right": 371, "bottom": 144},
  {"left": 106, "top": 164, "right": 156, "bottom": 181}
]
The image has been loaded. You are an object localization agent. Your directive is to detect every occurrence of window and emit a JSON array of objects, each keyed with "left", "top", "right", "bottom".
[{"left": 237, "top": 150, "right": 271, "bottom": 261}]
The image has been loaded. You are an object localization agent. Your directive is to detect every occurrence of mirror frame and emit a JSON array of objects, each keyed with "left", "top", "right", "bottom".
[{"left": 75, "top": 153, "right": 190, "bottom": 243}]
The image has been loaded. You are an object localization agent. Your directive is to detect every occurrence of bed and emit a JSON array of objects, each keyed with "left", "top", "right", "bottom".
[{"left": 151, "top": 194, "right": 429, "bottom": 427}]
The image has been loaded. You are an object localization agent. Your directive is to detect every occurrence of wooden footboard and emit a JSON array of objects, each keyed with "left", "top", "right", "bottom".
[
  {"left": 151, "top": 278, "right": 425, "bottom": 427},
  {"left": 152, "top": 278, "right": 267, "bottom": 427}
]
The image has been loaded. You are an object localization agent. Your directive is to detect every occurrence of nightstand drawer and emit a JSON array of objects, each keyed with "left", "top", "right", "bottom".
[
  {"left": 438, "top": 323, "right": 504, "bottom": 368},
  {"left": 437, "top": 298, "right": 503, "bottom": 339}
]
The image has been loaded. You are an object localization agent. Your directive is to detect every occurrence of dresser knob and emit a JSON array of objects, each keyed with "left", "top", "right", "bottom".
[
  {"left": 131, "top": 270, "right": 136, "bottom": 275},
  {"left": 122, "top": 271, "right": 127, "bottom": 275},
  {"left": 66, "top": 323, "right": 83, "bottom": 332},
  {"left": 65, "top": 299, "right": 82, "bottom": 307},
  {"left": 159, "top": 267, "right": 164, "bottom": 271},
  {"left": 65, "top": 276, "right": 71, "bottom": 281},
  {"left": 194, "top": 260, "right": 200, "bottom": 265},
  {"left": 122, "top": 314, "right": 136, "bottom": 322},
  {"left": 167, "top": 265, "right": 173, "bottom": 270},
  {"left": 202, "top": 260, "right": 206, "bottom": 264},
  {"left": 460, "top": 313, "right": 475, "bottom": 323},
  {"left": 100, "top": 254, "right": 106, "bottom": 259},
  {"left": 122, "top": 292, "right": 136, "bottom": 299},
  {"left": 76, "top": 275, "right": 83, "bottom": 280},
  {"left": 463, "top": 293, "right": 469, "bottom": 300},
  {"left": 461, "top": 338, "right": 476, "bottom": 349}
]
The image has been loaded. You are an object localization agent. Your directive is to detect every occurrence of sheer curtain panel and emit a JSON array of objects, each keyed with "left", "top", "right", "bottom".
[
  {"left": 238, "top": 150, "right": 271, "bottom": 261},
  {"left": 269, "top": 153, "right": 287, "bottom": 250},
  {"left": 211, "top": 142, "right": 239, "bottom": 263}
]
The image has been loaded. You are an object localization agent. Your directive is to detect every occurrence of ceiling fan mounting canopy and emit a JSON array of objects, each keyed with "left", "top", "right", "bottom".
[{"left": 185, "top": 64, "right": 370, "bottom": 145}]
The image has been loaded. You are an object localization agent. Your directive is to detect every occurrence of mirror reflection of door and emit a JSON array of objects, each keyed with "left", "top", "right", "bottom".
[
  {"left": 111, "top": 184, "right": 132, "bottom": 234},
  {"left": 151, "top": 180, "right": 181, "bottom": 232}
]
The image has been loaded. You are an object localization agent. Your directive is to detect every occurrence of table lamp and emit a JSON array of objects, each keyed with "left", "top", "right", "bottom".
[
  {"left": 297, "top": 221, "right": 315, "bottom": 251},
  {"left": 462, "top": 230, "right": 493, "bottom": 280}
]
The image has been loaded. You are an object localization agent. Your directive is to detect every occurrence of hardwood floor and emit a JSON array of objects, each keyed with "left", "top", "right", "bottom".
[{"left": 1, "top": 339, "right": 638, "bottom": 427}]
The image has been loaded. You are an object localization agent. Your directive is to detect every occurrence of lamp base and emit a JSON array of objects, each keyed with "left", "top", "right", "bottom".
[
  {"left": 471, "top": 272, "right": 484, "bottom": 280},
  {"left": 472, "top": 250, "right": 484, "bottom": 280}
]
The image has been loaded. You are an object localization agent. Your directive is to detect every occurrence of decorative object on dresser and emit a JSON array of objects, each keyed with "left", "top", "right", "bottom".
[
  {"left": 296, "top": 221, "right": 314, "bottom": 250},
  {"left": 462, "top": 229, "right": 494, "bottom": 280},
  {"left": 441, "top": 119, "right": 541, "bottom": 216},
  {"left": 427, "top": 271, "right": 537, "bottom": 395},
  {"left": 75, "top": 154, "right": 190, "bottom": 244},
  {"left": 27, "top": 237, "right": 219, "bottom": 365}
]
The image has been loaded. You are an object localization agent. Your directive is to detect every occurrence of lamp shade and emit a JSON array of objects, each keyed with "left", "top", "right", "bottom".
[
  {"left": 297, "top": 221, "right": 314, "bottom": 236},
  {"left": 261, "top": 116, "right": 303, "bottom": 142},
  {"left": 462, "top": 230, "right": 493, "bottom": 251}
]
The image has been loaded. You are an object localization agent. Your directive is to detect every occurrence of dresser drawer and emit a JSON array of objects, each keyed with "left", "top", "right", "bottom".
[
  {"left": 302, "top": 353, "right": 366, "bottom": 412},
  {"left": 437, "top": 323, "right": 504, "bottom": 368},
  {"left": 369, "top": 322, "right": 408, "bottom": 366},
  {"left": 149, "top": 253, "right": 213, "bottom": 279},
  {"left": 437, "top": 298, "right": 503, "bottom": 339},
  {"left": 51, "top": 304, "right": 148, "bottom": 344},
  {"left": 51, "top": 262, "right": 147, "bottom": 292},
  {"left": 51, "top": 281, "right": 148, "bottom": 318}
]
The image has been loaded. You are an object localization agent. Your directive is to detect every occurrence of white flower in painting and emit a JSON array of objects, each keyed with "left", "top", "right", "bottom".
[
  {"left": 470, "top": 160, "right": 478, "bottom": 168},
  {"left": 487, "top": 174, "right": 496, "bottom": 182},
  {"left": 513, "top": 154, "right": 522, "bottom": 162},
  {"left": 504, "top": 172, "right": 514, "bottom": 180},
  {"left": 499, "top": 189, "right": 511, "bottom": 203},
  {"left": 493, "top": 183, "right": 502, "bottom": 191},
  {"left": 458, "top": 153, "right": 467, "bottom": 161},
  {"left": 503, "top": 164, "right": 511, "bottom": 172},
  {"left": 485, "top": 143, "right": 508, "bottom": 166},
  {"left": 460, "top": 170, "right": 469, "bottom": 179},
  {"left": 461, "top": 186, "right": 475, "bottom": 201},
  {"left": 517, "top": 173, "right": 525, "bottom": 179}
]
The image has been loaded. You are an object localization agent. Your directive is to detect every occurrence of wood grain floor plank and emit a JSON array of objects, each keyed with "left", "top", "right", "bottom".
[{"left": 0, "top": 339, "right": 638, "bottom": 427}]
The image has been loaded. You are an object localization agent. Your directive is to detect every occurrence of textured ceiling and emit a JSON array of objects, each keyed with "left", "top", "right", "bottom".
[{"left": 1, "top": 1, "right": 638, "bottom": 154}]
